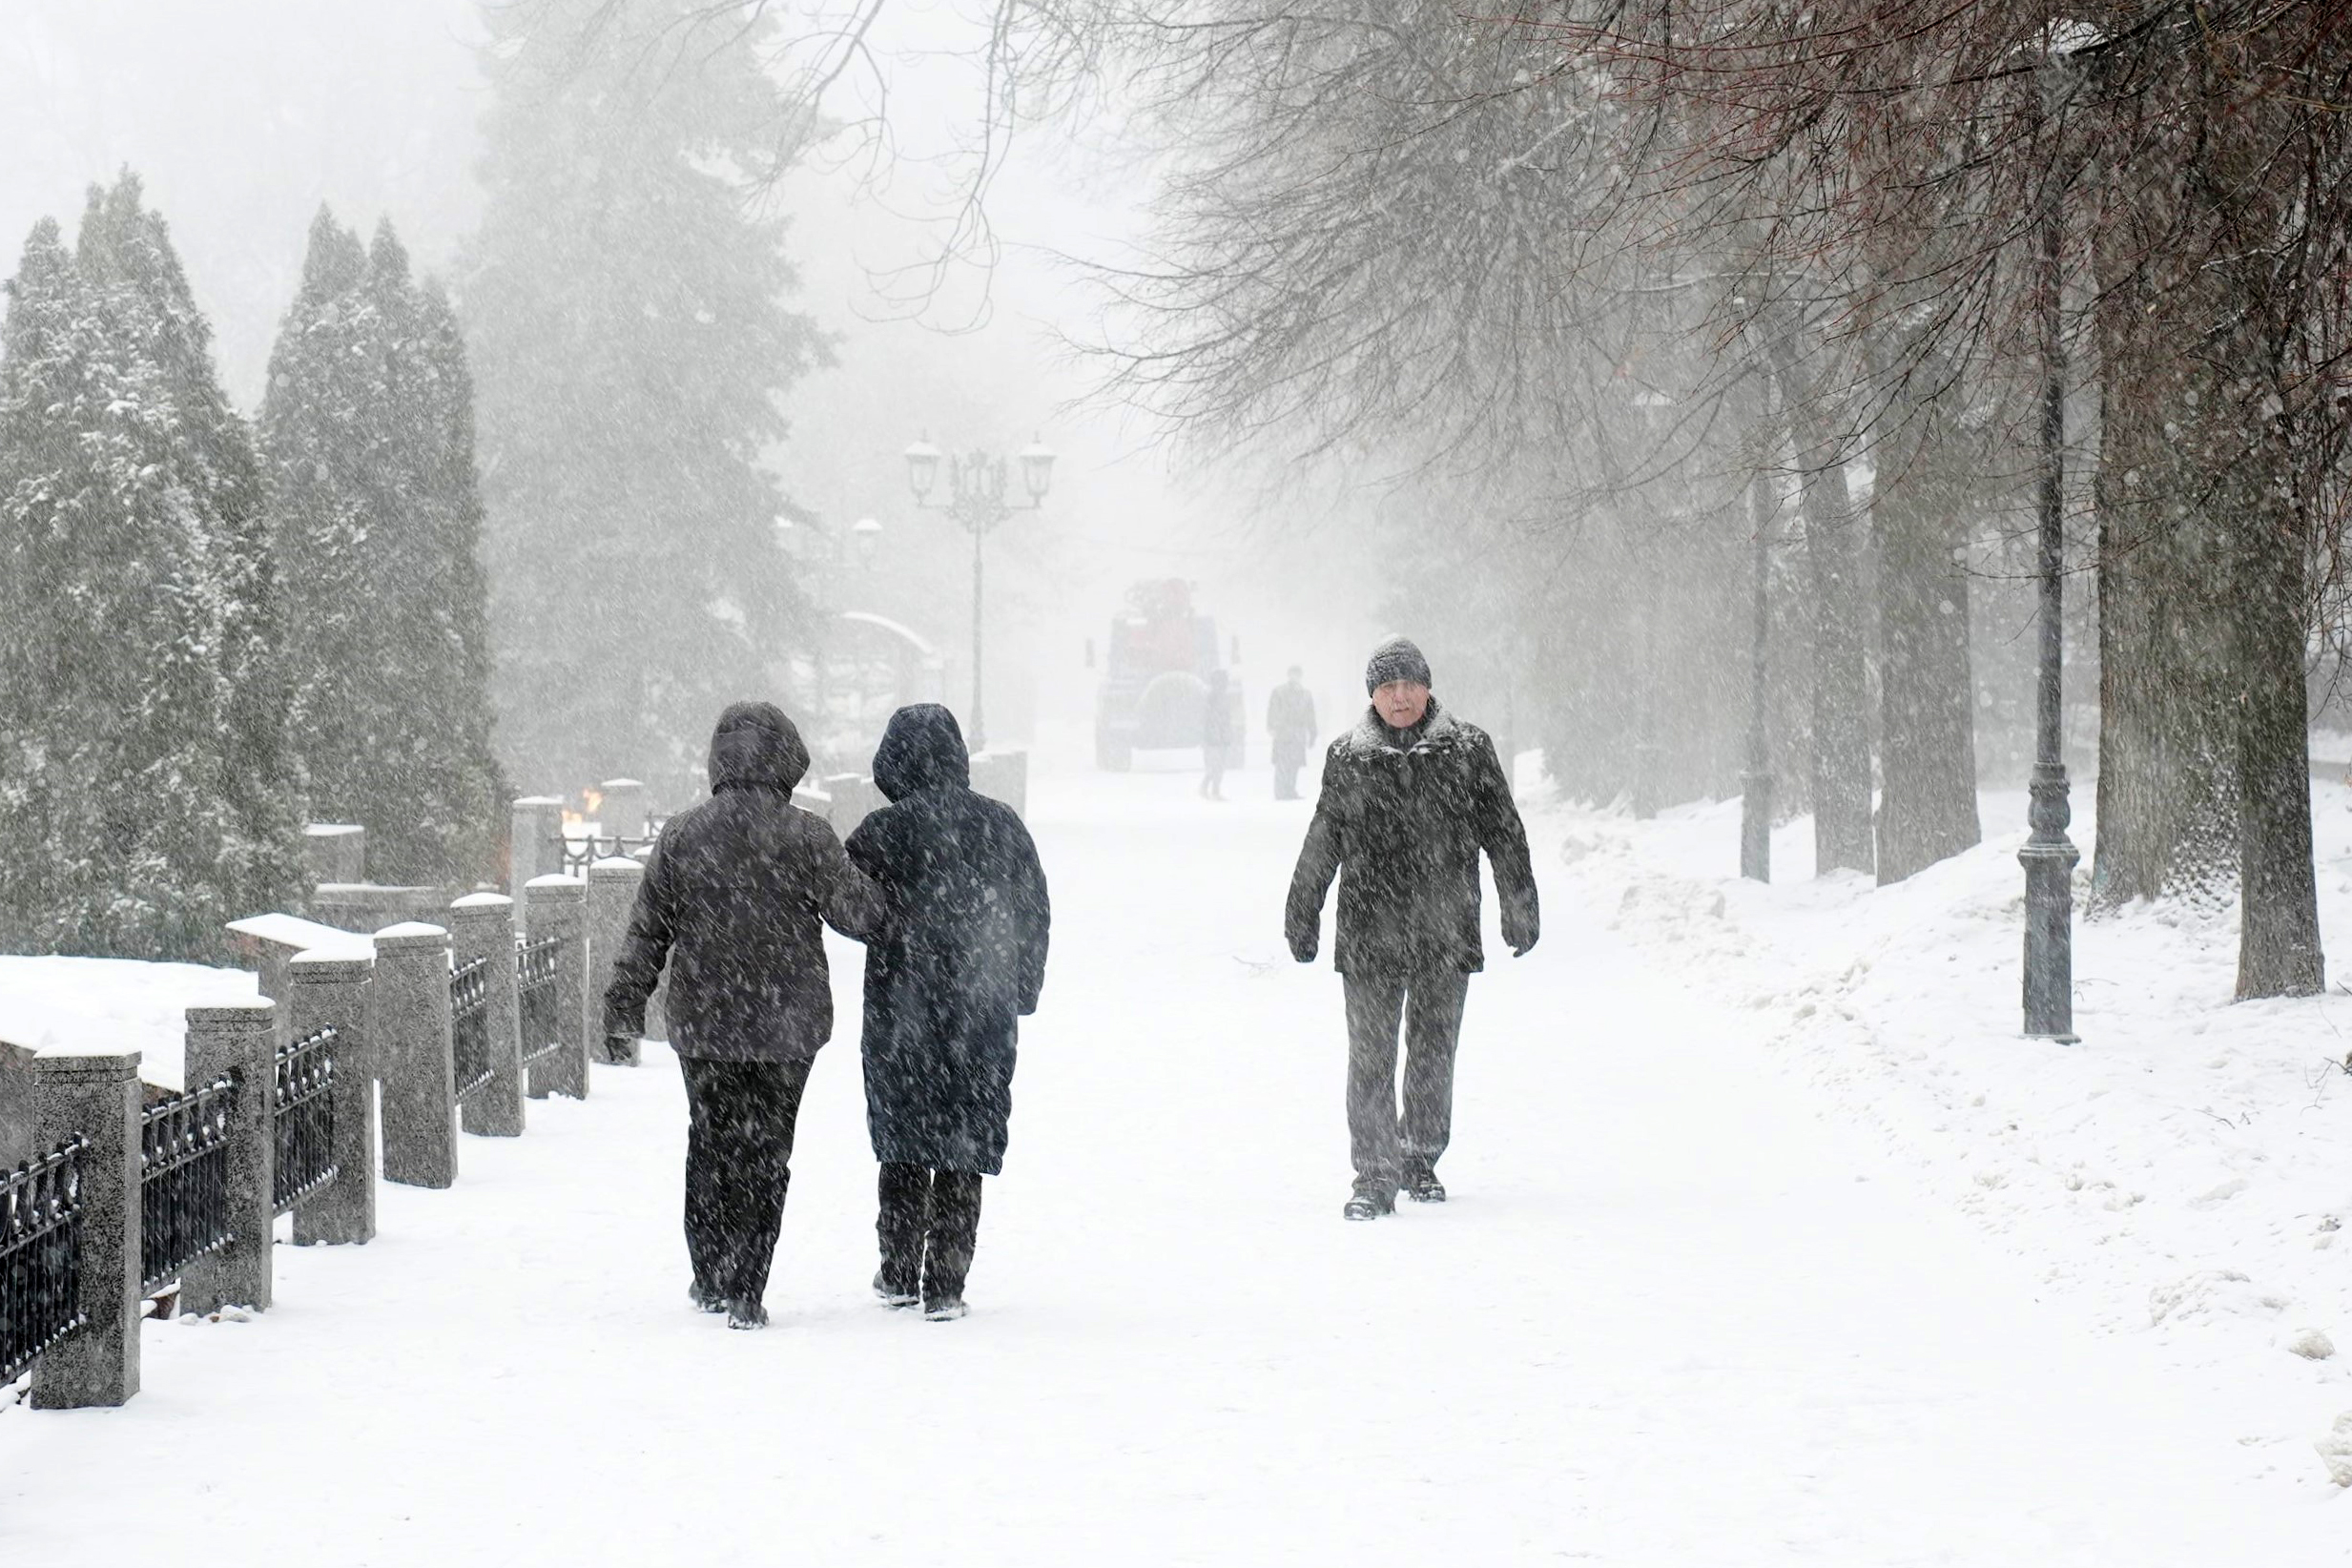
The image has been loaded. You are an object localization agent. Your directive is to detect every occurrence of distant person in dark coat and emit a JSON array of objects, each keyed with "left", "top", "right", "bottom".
[
  {"left": 1268, "top": 665, "right": 1317, "bottom": 800},
  {"left": 1286, "top": 637, "right": 1538, "bottom": 1220},
  {"left": 606, "top": 702, "right": 887, "bottom": 1330},
  {"left": 1201, "top": 667, "right": 1234, "bottom": 801},
  {"left": 845, "top": 705, "right": 1051, "bottom": 1321}
]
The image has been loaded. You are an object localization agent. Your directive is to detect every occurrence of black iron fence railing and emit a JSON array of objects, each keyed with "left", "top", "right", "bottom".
[
  {"left": 139, "top": 1078, "right": 233, "bottom": 1293},
  {"left": 1, "top": 1138, "right": 87, "bottom": 1385},
  {"left": 516, "top": 936, "right": 563, "bottom": 1065},
  {"left": 451, "top": 954, "right": 494, "bottom": 1099},
  {"left": 272, "top": 1027, "right": 338, "bottom": 1216},
  {"left": 546, "top": 834, "right": 657, "bottom": 876}
]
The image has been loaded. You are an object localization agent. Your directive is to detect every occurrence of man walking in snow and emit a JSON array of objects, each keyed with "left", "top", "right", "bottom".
[
  {"left": 605, "top": 701, "right": 887, "bottom": 1330},
  {"left": 846, "top": 705, "right": 1051, "bottom": 1322},
  {"left": 1286, "top": 637, "right": 1538, "bottom": 1220},
  {"left": 1268, "top": 665, "right": 1317, "bottom": 800}
]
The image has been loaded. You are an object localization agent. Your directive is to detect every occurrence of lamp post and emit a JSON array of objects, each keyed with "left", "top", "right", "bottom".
[
  {"left": 903, "top": 434, "right": 1056, "bottom": 753},
  {"left": 2020, "top": 49, "right": 2080, "bottom": 1042}
]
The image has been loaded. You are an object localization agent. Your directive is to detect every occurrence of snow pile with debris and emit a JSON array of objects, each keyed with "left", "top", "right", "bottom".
[{"left": 1558, "top": 780, "right": 2352, "bottom": 1475}]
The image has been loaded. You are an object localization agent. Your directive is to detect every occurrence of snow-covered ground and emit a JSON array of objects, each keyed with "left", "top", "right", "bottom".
[
  {"left": 2, "top": 763, "right": 2346, "bottom": 1562},
  {"left": 0, "top": 954, "right": 259, "bottom": 1091}
]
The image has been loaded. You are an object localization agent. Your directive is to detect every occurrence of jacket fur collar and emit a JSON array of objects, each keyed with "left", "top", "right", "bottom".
[{"left": 1340, "top": 699, "right": 1464, "bottom": 759}]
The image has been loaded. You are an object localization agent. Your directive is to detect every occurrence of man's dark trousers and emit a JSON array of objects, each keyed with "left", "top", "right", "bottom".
[
  {"left": 1342, "top": 969, "right": 1470, "bottom": 1195},
  {"left": 877, "top": 1163, "right": 984, "bottom": 1306},
  {"left": 680, "top": 1056, "right": 814, "bottom": 1306}
]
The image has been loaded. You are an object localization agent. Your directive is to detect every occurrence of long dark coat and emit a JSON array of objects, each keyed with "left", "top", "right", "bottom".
[
  {"left": 845, "top": 706, "right": 1051, "bottom": 1176},
  {"left": 1286, "top": 699, "right": 1538, "bottom": 975},
  {"left": 605, "top": 703, "right": 886, "bottom": 1063}
]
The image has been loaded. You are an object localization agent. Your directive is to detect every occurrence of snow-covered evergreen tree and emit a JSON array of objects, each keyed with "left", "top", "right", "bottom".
[
  {"left": 0, "top": 175, "right": 301, "bottom": 959},
  {"left": 460, "top": 0, "right": 829, "bottom": 791},
  {"left": 261, "top": 211, "right": 505, "bottom": 886}
]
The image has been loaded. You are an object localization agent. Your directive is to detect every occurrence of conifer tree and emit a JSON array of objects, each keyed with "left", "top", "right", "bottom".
[
  {"left": 0, "top": 176, "right": 298, "bottom": 958},
  {"left": 262, "top": 211, "right": 505, "bottom": 885},
  {"left": 461, "top": 0, "right": 829, "bottom": 790}
]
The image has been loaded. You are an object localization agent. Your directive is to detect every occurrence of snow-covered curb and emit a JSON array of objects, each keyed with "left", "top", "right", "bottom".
[{"left": 1532, "top": 783, "right": 2352, "bottom": 1472}]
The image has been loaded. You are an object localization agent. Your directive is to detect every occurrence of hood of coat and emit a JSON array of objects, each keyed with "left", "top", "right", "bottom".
[
  {"left": 873, "top": 704, "right": 972, "bottom": 801},
  {"left": 707, "top": 701, "right": 811, "bottom": 794}
]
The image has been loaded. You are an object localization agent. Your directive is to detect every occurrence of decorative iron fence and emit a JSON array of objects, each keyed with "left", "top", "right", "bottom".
[
  {"left": 139, "top": 1078, "right": 233, "bottom": 1293},
  {"left": 2, "top": 1138, "right": 87, "bottom": 1385},
  {"left": 451, "top": 955, "right": 494, "bottom": 1099},
  {"left": 517, "top": 936, "right": 563, "bottom": 1065},
  {"left": 547, "top": 834, "right": 657, "bottom": 876},
  {"left": 272, "top": 1027, "right": 338, "bottom": 1216}
]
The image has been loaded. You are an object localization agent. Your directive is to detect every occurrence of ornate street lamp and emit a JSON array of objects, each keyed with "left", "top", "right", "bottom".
[
  {"left": 903, "top": 432, "right": 1055, "bottom": 751},
  {"left": 2020, "top": 46, "right": 2081, "bottom": 1042}
]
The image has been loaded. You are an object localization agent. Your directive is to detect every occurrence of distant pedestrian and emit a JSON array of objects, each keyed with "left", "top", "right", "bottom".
[
  {"left": 1286, "top": 637, "right": 1538, "bottom": 1220},
  {"left": 605, "top": 702, "right": 887, "bottom": 1331},
  {"left": 846, "top": 705, "right": 1051, "bottom": 1322},
  {"left": 1201, "top": 667, "right": 1234, "bottom": 801},
  {"left": 1267, "top": 665, "right": 1317, "bottom": 800}
]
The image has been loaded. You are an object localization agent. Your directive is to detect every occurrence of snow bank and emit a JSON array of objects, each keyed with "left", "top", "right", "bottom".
[
  {"left": 0, "top": 955, "right": 260, "bottom": 1092},
  {"left": 1538, "top": 781, "right": 2352, "bottom": 1473}
]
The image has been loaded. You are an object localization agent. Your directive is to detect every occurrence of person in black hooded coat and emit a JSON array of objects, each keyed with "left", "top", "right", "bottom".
[
  {"left": 844, "top": 705, "right": 1050, "bottom": 1320},
  {"left": 606, "top": 701, "right": 886, "bottom": 1329}
]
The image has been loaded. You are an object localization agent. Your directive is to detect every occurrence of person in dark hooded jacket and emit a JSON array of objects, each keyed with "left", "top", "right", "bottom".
[
  {"left": 844, "top": 705, "right": 1050, "bottom": 1322},
  {"left": 606, "top": 702, "right": 887, "bottom": 1330}
]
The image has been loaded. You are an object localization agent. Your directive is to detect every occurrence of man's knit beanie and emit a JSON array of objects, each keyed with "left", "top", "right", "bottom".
[{"left": 1365, "top": 635, "right": 1433, "bottom": 694}]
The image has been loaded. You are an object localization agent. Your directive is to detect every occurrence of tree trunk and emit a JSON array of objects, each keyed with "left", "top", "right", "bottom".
[
  {"left": 2234, "top": 464, "right": 2324, "bottom": 997},
  {"left": 1872, "top": 376, "right": 1981, "bottom": 884},
  {"left": 1767, "top": 329, "right": 1874, "bottom": 877}
]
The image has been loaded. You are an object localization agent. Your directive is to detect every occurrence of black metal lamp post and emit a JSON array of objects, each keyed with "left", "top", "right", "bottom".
[
  {"left": 904, "top": 434, "right": 1055, "bottom": 753},
  {"left": 2020, "top": 52, "right": 2080, "bottom": 1042}
]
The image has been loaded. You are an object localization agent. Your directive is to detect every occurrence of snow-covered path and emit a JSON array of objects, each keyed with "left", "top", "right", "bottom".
[{"left": 3, "top": 768, "right": 2337, "bottom": 1563}]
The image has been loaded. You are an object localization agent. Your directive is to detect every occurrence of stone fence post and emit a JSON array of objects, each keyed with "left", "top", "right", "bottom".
[
  {"left": 972, "top": 749, "right": 1029, "bottom": 819},
  {"left": 451, "top": 894, "right": 526, "bottom": 1138},
  {"left": 587, "top": 858, "right": 645, "bottom": 1066},
  {"left": 179, "top": 1001, "right": 279, "bottom": 1314},
  {"left": 375, "top": 923, "right": 457, "bottom": 1188},
  {"left": 509, "top": 796, "right": 565, "bottom": 900},
  {"left": 290, "top": 952, "right": 375, "bottom": 1247},
  {"left": 30, "top": 1048, "right": 141, "bottom": 1409},
  {"left": 600, "top": 777, "right": 648, "bottom": 840},
  {"left": 525, "top": 876, "right": 589, "bottom": 1101},
  {"left": 821, "top": 773, "right": 886, "bottom": 838}
]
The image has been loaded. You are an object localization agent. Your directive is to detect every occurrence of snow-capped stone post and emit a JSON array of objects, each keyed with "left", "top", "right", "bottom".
[
  {"left": 821, "top": 773, "right": 885, "bottom": 837},
  {"left": 587, "top": 858, "right": 645, "bottom": 1066},
  {"left": 304, "top": 823, "right": 366, "bottom": 885},
  {"left": 374, "top": 923, "right": 458, "bottom": 1188},
  {"left": 451, "top": 894, "right": 526, "bottom": 1138},
  {"left": 178, "top": 1001, "right": 279, "bottom": 1313},
  {"left": 29, "top": 1047, "right": 141, "bottom": 1409},
  {"left": 524, "top": 875, "right": 589, "bottom": 1100},
  {"left": 509, "top": 796, "right": 566, "bottom": 899},
  {"left": 599, "top": 777, "right": 648, "bottom": 840},
  {"left": 290, "top": 952, "right": 376, "bottom": 1246}
]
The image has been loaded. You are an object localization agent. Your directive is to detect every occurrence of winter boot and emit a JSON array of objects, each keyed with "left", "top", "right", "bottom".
[
  {"left": 688, "top": 1279, "right": 726, "bottom": 1313},
  {"left": 873, "top": 1269, "right": 918, "bottom": 1310},
  {"left": 1343, "top": 1186, "right": 1396, "bottom": 1222},
  {"left": 1404, "top": 1162, "right": 1447, "bottom": 1205},
  {"left": 725, "top": 1297, "right": 769, "bottom": 1331},
  {"left": 923, "top": 1297, "right": 969, "bottom": 1322}
]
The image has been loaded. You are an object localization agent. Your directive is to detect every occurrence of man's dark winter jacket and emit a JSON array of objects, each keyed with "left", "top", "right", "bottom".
[
  {"left": 604, "top": 703, "right": 886, "bottom": 1063},
  {"left": 1286, "top": 700, "right": 1537, "bottom": 974},
  {"left": 846, "top": 705, "right": 1051, "bottom": 1177}
]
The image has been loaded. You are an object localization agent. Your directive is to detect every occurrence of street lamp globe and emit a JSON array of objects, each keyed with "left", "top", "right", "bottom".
[
  {"left": 903, "top": 438, "right": 942, "bottom": 501},
  {"left": 1019, "top": 436, "right": 1057, "bottom": 503},
  {"left": 853, "top": 516, "right": 883, "bottom": 568}
]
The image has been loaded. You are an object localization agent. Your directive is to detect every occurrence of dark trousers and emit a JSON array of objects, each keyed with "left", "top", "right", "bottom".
[
  {"left": 877, "top": 1163, "right": 985, "bottom": 1307},
  {"left": 1274, "top": 763, "right": 1302, "bottom": 799},
  {"left": 1342, "top": 969, "right": 1470, "bottom": 1194},
  {"left": 679, "top": 1056, "right": 813, "bottom": 1308}
]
